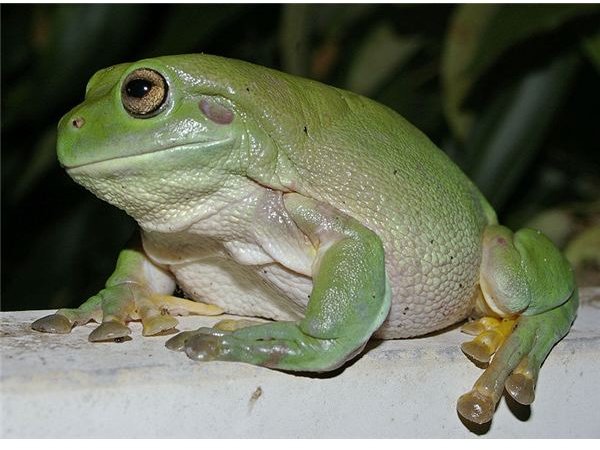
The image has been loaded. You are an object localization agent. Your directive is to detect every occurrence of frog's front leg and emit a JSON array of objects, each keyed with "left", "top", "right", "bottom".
[
  {"left": 457, "top": 225, "right": 578, "bottom": 424},
  {"left": 167, "top": 193, "right": 391, "bottom": 372},
  {"left": 32, "top": 236, "right": 222, "bottom": 341}
]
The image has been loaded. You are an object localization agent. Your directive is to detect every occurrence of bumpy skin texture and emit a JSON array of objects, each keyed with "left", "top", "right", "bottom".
[{"left": 34, "top": 54, "right": 578, "bottom": 425}]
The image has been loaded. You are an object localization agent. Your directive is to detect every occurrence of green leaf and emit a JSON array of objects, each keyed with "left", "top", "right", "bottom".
[
  {"left": 345, "top": 22, "right": 421, "bottom": 96},
  {"left": 279, "top": 4, "right": 312, "bottom": 76},
  {"left": 465, "top": 52, "right": 579, "bottom": 209},
  {"left": 149, "top": 5, "right": 245, "bottom": 56},
  {"left": 279, "top": 4, "right": 377, "bottom": 79},
  {"left": 582, "top": 29, "right": 600, "bottom": 73},
  {"left": 469, "top": 5, "right": 599, "bottom": 80},
  {"left": 13, "top": 127, "right": 57, "bottom": 201},
  {"left": 441, "top": 4, "right": 498, "bottom": 141},
  {"left": 4, "top": 4, "right": 150, "bottom": 128},
  {"left": 442, "top": 4, "right": 598, "bottom": 141}
]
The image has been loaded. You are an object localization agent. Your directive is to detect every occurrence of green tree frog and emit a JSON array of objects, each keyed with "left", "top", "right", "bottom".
[{"left": 32, "top": 54, "right": 578, "bottom": 425}]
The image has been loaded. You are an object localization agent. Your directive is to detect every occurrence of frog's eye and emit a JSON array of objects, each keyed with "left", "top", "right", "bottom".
[{"left": 121, "top": 68, "right": 168, "bottom": 118}]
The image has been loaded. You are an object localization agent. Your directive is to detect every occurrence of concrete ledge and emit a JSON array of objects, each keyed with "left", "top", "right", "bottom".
[{"left": 1, "top": 287, "right": 599, "bottom": 438}]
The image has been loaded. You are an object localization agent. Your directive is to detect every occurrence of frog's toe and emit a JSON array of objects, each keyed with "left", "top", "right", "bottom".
[
  {"left": 461, "top": 338, "right": 495, "bottom": 364},
  {"left": 460, "top": 317, "right": 515, "bottom": 364},
  {"left": 457, "top": 389, "right": 496, "bottom": 424},
  {"left": 165, "top": 331, "right": 193, "bottom": 351},
  {"left": 32, "top": 296, "right": 102, "bottom": 335},
  {"left": 184, "top": 332, "right": 233, "bottom": 362},
  {"left": 31, "top": 313, "right": 73, "bottom": 334},
  {"left": 88, "top": 321, "right": 132, "bottom": 342},
  {"left": 461, "top": 317, "right": 501, "bottom": 336},
  {"left": 141, "top": 315, "right": 179, "bottom": 336},
  {"left": 165, "top": 327, "right": 223, "bottom": 351},
  {"left": 503, "top": 352, "right": 540, "bottom": 405},
  {"left": 505, "top": 371, "right": 536, "bottom": 405},
  {"left": 141, "top": 295, "right": 222, "bottom": 336},
  {"left": 148, "top": 294, "right": 223, "bottom": 316}
]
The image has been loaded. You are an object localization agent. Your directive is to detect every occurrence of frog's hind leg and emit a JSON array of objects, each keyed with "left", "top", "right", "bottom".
[
  {"left": 166, "top": 194, "right": 391, "bottom": 372},
  {"left": 457, "top": 225, "right": 578, "bottom": 424}
]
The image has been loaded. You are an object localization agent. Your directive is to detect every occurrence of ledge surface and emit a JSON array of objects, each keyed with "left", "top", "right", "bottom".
[{"left": 1, "top": 288, "right": 599, "bottom": 438}]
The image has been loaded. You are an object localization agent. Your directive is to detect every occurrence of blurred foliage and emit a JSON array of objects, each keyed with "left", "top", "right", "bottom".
[{"left": 2, "top": 4, "right": 600, "bottom": 311}]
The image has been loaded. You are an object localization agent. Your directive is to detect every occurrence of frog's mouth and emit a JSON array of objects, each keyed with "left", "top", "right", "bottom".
[{"left": 62, "top": 137, "right": 234, "bottom": 172}]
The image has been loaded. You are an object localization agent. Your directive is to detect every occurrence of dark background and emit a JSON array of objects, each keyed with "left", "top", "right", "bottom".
[{"left": 2, "top": 4, "right": 599, "bottom": 312}]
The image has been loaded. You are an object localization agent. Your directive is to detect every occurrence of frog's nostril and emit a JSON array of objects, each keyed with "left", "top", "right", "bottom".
[{"left": 71, "top": 117, "right": 86, "bottom": 129}]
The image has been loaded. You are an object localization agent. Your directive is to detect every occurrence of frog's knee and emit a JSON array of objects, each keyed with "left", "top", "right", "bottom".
[{"left": 479, "top": 225, "right": 575, "bottom": 317}]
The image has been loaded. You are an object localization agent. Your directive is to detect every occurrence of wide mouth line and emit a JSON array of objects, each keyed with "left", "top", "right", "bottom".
[{"left": 64, "top": 138, "right": 232, "bottom": 170}]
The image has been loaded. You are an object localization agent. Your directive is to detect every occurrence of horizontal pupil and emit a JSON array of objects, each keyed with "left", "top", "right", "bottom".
[{"left": 126, "top": 79, "right": 153, "bottom": 98}]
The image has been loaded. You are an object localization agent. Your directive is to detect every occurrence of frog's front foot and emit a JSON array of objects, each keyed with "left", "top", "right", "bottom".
[
  {"left": 32, "top": 284, "right": 222, "bottom": 342},
  {"left": 166, "top": 321, "right": 348, "bottom": 371},
  {"left": 457, "top": 225, "right": 578, "bottom": 424},
  {"left": 32, "top": 242, "right": 223, "bottom": 342}
]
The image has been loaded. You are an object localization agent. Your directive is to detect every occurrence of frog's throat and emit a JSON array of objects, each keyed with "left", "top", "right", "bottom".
[
  {"left": 62, "top": 137, "right": 234, "bottom": 171},
  {"left": 63, "top": 136, "right": 246, "bottom": 233}
]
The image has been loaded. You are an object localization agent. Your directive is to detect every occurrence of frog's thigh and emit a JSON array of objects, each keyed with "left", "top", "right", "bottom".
[
  {"left": 169, "top": 194, "right": 391, "bottom": 372},
  {"left": 458, "top": 225, "right": 577, "bottom": 424}
]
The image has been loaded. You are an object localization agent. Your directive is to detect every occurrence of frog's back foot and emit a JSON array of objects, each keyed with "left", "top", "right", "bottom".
[
  {"left": 458, "top": 225, "right": 578, "bottom": 424},
  {"left": 457, "top": 292, "right": 577, "bottom": 423}
]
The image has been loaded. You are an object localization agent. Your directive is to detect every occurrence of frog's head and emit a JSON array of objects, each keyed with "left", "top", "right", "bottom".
[{"left": 58, "top": 54, "right": 306, "bottom": 231}]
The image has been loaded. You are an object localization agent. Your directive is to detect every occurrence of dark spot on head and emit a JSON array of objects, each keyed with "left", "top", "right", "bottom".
[{"left": 496, "top": 237, "right": 507, "bottom": 245}]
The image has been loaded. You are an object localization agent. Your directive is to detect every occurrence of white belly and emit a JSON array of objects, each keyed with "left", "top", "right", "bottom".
[{"left": 170, "top": 257, "right": 312, "bottom": 321}]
